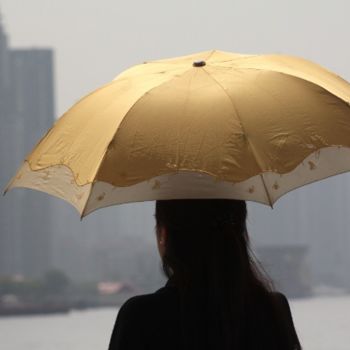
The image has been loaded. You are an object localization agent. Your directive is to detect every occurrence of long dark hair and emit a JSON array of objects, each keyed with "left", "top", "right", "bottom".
[{"left": 155, "top": 199, "right": 301, "bottom": 350}]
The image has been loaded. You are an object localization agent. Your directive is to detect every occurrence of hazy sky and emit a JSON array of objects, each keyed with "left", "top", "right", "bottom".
[{"left": 1, "top": 0, "right": 349, "bottom": 117}]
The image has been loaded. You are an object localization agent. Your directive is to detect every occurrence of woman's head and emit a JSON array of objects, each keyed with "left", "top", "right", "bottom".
[{"left": 155, "top": 199, "right": 251, "bottom": 288}]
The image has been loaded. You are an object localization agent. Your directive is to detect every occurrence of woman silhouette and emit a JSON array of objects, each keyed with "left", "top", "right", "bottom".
[{"left": 108, "top": 199, "right": 302, "bottom": 349}]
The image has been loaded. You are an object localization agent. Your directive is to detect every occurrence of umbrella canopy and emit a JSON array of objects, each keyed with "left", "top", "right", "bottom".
[{"left": 4, "top": 50, "right": 350, "bottom": 217}]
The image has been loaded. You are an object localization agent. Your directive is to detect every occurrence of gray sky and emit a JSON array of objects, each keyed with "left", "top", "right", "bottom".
[{"left": 1, "top": 0, "right": 349, "bottom": 116}]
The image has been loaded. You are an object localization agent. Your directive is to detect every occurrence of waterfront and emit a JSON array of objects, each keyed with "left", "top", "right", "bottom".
[{"left": 0, "top": 295, "right": 349, "bottom": 350}]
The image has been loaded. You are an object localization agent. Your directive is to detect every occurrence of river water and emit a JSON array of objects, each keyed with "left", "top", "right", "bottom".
[{"left": 0, "top": 295, "right": 349, "bottom": 350}]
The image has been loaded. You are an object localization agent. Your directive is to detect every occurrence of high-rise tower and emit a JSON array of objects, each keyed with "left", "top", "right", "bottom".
[{"left": 0, "top": 14, "right": 55, "bottom": 277}]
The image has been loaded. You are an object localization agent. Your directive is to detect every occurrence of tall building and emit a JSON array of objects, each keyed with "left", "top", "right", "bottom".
[
  {"left": 0, "top": 17, "right": 55, "bottom": 277},
  {"left": 0, "top": 16, "right": 14, "bottom": 276}
]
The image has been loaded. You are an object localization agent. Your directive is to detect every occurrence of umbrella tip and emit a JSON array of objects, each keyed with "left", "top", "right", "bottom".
[{"left": 193, "top": 60, "right": 206, "bottom": 67}]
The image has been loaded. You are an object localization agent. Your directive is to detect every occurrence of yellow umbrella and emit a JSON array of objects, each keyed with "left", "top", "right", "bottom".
[{"left": 4, "top": 50, "right": 350, "bottom": 217}]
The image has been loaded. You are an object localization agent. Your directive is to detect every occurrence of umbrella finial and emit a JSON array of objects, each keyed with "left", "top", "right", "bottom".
[{"left": 193, "top": 60, "right": 206, "bottom": 67}]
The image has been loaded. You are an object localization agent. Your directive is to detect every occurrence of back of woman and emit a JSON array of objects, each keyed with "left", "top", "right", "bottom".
[{"left": 108, "top": 199, "right": 302, "bottom": 350}]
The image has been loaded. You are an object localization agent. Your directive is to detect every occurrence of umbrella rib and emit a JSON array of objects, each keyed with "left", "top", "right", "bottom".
[
  {"left": 205, "top": 49, "right": 216, "bottom": 61},
  {"left": 94, "top": 67, "right": 194, "bottom": 181},
  {"left": 210, "top": 65, "right": 350, "bottom": 105},
  {"left": 259, "top": 174, "right": 273, "bottom": 207},
  {"left": 201, "top": 68, "right": 273, "bottom": 204},
  {"left": 201, "top": 68, "right": 275, "bottom": 205},
  {"left": 79, "top": 183, "right": 94, "bottom": 219}
]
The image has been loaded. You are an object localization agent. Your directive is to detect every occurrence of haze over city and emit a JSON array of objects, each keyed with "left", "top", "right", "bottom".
[
  {"left": 1, "top": 0, "right": 350, "bottom": 293},
  {"left": 0, "top": 1, "right": 350, "bottom": 349}
]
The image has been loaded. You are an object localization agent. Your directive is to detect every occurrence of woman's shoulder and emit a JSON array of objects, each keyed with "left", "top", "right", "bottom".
[
  {"left": 248, "top": 289, "right": 293, "bottom": 325},
  {"left": 270, "top": 291, "right": 293, "bottom": 315},
  {"left": 108, "top": 284, "right": 181, "bottom": 349},
  {"left": 118, "top": 287, "right": 292, "bottom": 321},
  {"left": 254, "top": 290, "right": 294, "bottom": 322},
  {"left": 271, "top": 291, "right": 288, "bottom": 300},
  {"left": 117, "top": 283, "right": 178, "bottom": 318}
]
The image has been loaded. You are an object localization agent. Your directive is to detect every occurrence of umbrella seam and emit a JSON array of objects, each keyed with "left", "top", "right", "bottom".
[
  {"left": 264, "top": 69, "right": 350, "bottom": 105},
  {"left": 259, "top": 174, "right": 273, "bottom": 207},
  {"left": 200, "top": 69, "right": 266, "bottom": 171},
  {"left": 80, "top": 183, "right": 94, "bottom": 219},
  {"left": 94, "top": 66, "right": 194, "bottom": 182},
  {"left": 114, "top": 64, "right": 190, "bottom": 81},
  {"left": 208, "top": 66, "right": 350, "bottom": 105},
  {"left": 201, "top": 67, "right": 273, "bottom": 205},
  {"left": 205, "top": 49, "right": 216, "bottom": 61}
]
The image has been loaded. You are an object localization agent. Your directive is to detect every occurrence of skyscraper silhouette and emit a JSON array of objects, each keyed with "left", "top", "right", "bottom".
[{"left": 0, "top": 16, "right": 55, "bottom": 277}]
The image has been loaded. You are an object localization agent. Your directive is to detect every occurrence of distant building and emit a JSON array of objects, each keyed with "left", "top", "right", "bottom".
[
  {"left": 0, "top": 16, "right": 14, "bottom": 276},
  {"left": 256, "top": 244, "right": 312, "bottom": 298},
  {"left": 0, "top": 17, "right": 55, "bottom": 277},
  {"left": 9, "top": 49, "right": 55, "bottom": 151},
  {"left": 248, "top": 175, "right": 350, "bottom": 290}
]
